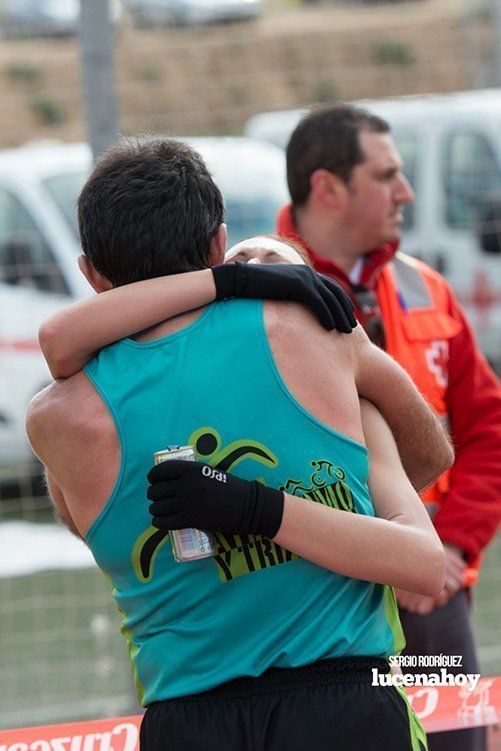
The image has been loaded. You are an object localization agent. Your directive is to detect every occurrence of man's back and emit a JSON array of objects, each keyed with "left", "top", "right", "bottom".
[
  {"left": 30, "top": 300, "right": 365, "bottom": 535},
  {"left": 27, "top": 298, "right": 404, "bottom": 705}
]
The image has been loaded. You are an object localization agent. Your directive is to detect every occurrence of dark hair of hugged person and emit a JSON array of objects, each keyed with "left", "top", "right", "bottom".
[{"left": 78, "top": 136, "right": 225, "bottom": 287}]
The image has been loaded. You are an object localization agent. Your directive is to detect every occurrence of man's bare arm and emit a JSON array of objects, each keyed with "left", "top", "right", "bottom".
[
  {"left": 273, "top": 397, "right": 445, "bottom": 595},
  {"left": 25, "top": 376, "right": 119, "bottom": 538},
  {"left": 273, "top": 491, "right": 445, "bottom": 595},
  {"left": 39, "top": 269, "right": 217, "bottom": 379},
  {"left": 26, "top": 388, "right": 79, "bottom": 535},
  {"left": 44, "top": 469, "right": 81, "bottom": 538},
  {"left": 351, "top": 326, "right": 454, "bottom": 491}
]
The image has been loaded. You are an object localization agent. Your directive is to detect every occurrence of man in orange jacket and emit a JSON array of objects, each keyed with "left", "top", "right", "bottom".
[{"left": 277, "top": 103, "right": 501, "bottom": 751}]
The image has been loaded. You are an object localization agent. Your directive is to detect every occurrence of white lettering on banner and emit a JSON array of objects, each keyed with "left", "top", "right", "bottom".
[
  {"left": 4, "top": 724, "right": 139, "bottom": 751},
  {"left": 459, "top": 679, "right": 498, "bottom": 727},
  {"left": 407, "top": 688, "right": 440, "bottom": 719},
  {"left": 51, "top": 739, "right": 71, "bottom": 751},
  {"left": 112, "top": 725, "right": 138, "bottom": 751},
  {"left": 88, "top": 734, "right": 107, "bottom": 751}
]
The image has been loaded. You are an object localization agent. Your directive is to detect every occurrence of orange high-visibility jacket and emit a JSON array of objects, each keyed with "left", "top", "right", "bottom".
[
  {"left": 377, "top": 253, "right": 459, "bottom": 510},
  {"left": 277, "top": 205, "right": 501, "bottom": 566}
]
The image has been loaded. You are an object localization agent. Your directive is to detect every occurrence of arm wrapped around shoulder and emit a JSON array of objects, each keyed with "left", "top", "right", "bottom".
[{"left": 212, "top": 262, "right": 357, "bottom": 333}]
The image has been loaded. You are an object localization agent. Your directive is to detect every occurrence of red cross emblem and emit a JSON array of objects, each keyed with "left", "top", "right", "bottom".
[{"left": 425, "top": 341, "right": 449, "bottom": 387}]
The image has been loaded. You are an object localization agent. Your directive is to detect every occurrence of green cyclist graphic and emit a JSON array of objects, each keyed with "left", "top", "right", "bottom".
[
  {"left": 281, "top": 460, "right": 356, "bottom": 513},
  {"left": 132, "top": 427, "right": 285, "bottom": 583},
  {"left": 132, "top": 429, "right": 356, "bottom": 583}
]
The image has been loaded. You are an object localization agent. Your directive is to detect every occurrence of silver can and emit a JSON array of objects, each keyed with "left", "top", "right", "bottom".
[{"left": 153, "top": 445, "right": 216, "bottom": 563}]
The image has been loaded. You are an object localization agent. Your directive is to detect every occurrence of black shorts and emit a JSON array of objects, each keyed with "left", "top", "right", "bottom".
[{"left": 140, "top": 657, "right": 427, "bottom": 751}]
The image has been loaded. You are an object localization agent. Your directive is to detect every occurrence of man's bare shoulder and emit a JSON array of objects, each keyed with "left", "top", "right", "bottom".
[
  {"left": 26, "top": 372, "right": 110, "bottom": 460},
  {"left": 263, "top": 300, "right": 365, "bottom": 444},
  {"left": 264, "top": 299, "right": 355, "bottom": 349},
  {"left": 264, "top": 299, "right": 372, "bottom": 368},
  {"left": 26, "top": 371, "right": 120, "bottom": 538}
]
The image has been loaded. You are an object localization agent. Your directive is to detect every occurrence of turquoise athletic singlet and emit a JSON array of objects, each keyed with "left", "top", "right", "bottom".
[{"left": 84, "top": 299, "right": 404, "bottom": 706}]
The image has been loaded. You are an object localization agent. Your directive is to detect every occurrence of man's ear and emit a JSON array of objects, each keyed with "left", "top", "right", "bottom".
[
  {"left": 209, "top": 223, "right": 227, "bottom": 266},
  {"left": 310, "top": 169, "right": 348, "bottom": 212},
  {"left": 78, "top": 255, "right": 113, "bottom": 293}
]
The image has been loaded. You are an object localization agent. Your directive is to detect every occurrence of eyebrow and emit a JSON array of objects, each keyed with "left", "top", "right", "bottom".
[{"left": 377, "top": 164, "right": 402, "bottom": 179}]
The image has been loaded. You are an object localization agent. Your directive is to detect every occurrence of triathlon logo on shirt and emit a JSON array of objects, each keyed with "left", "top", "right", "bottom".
[
  {"left": 131, "top": 427, "right": 283, "bottom": 583},
  {"left": 281, "top": 460, "right": 356, "bottom": 513},
  {"left": 131, "top": 427, "right": 355, "bottom": 584}
]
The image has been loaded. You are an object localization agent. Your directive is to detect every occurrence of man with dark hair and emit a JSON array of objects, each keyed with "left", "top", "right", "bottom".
[
  {"left": 27, "top": 135, "right": 451, "bottom": 750},
  {"left": 78, "top": 137, "right": 226, "bottom": 284},
  {"left": 277, "top": 102, "right": 501, "bottom": 751},
  {"left": 286, "top": 105, "right": 389, "bottom": 203}
]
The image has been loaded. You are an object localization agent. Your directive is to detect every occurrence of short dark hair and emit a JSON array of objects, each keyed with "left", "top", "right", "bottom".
[
  {"left": 78, "top": 136, "right": 225, "bottom": 286},
  {"left": 286, "top": 104, "right": 390, "bottom": 206}
]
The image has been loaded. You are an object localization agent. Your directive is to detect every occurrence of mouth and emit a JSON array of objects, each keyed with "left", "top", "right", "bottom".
[{"left": 389, "top": 210, "right": 403, "bottom": 223}]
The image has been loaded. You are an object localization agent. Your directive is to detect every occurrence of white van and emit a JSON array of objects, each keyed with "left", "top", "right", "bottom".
[
  {"left": 0, "top": 138, "right": 288, "bottom": 479},
  {"left": 244, "top": 89, "right": 501, "bottom": 369}
]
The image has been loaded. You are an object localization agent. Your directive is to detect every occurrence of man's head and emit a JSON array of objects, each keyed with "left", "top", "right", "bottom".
[
  {"left": 287, "top": 104, "right": 414, "bottom": 252},
  {"left": 78, "top": 136, "right": 226, "bottom": 291}
]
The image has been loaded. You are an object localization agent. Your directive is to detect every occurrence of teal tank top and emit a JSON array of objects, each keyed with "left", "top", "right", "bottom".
[{"left": 84, "top": 299, "right": 404, "bottom": 706}]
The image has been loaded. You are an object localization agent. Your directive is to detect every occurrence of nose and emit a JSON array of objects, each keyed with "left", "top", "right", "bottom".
[
  {"left": 247, "top": 258, "right": 262, "bottom": 264},
  {"left": 395, "top": 173, "right": 414, "bottom": 205}
]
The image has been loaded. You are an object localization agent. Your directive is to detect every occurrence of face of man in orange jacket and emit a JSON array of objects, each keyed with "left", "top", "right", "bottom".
[
  {"left": 281, "top": 106, "right": 413, "bottom": 279},
  {"left": 337, "top": 131, "right": 414, "bottom": 254}
]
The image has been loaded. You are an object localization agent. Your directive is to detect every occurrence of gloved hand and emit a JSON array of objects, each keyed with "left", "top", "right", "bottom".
[
  {"left": 212, "top": 262, "right": 356, "bottom": 333},
  {"left": 147, "top": 459, "right": 284, "bottom": 538}
]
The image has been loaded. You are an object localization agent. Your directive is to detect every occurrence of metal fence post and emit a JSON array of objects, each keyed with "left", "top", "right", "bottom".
[{"left": 79, "top": 0, "right": 120, "bottom": 162}]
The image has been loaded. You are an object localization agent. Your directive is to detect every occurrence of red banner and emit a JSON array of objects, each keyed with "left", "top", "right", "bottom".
[
  {"left": 1, "top": 678, "right": 500, "bottom": 748},
  {"left": 0, "top": 717, "right": 140, "bottom": 751},
  {"left": 407, "top": 676, "right": 501, "bottom": 733}
]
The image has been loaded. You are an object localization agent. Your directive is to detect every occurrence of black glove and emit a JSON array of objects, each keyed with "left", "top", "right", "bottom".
[
  {"left": 212, "top": 262, "right": 356, "bottom": 333},
  {"left": 147, "top": 460, "right": 284, "bottom": 538}
]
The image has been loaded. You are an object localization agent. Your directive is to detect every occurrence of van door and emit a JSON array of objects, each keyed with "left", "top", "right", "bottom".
[
  {"left": 437, "top": 128, "right": 501, "bottom": 366},
  {"left": 0, "top": 187, "right": 70, "bottom": 473}
]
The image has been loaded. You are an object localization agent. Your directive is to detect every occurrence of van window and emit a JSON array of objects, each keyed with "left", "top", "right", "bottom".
[
  {"left": 0, "top": 189, "right": 68, "bottom": 294},
  {"left": 43, "top": 171, "right": 87, "bottom": 242},
  {"left": 199, "top": 148, "right": 288, "bottom": 246},
  {"left": 393, "top": 132, "right": 417, "bottom": 231},
  {"left": 444, "top": 131, "right": 501, "bottom": 231},
  {"left": 224, "top": 197, "right": 285, "bottom": 247}
]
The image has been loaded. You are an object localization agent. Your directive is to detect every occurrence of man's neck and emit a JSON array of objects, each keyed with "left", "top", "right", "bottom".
[{"left": 293, "top": 205, "right": 361, "bottom": 276}]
